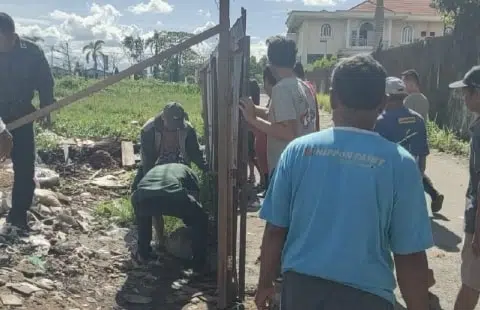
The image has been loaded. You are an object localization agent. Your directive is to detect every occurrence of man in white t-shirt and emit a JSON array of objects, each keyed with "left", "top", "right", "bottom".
[{"left": 240, "top": 36, "right": 317, "bottom": 174}]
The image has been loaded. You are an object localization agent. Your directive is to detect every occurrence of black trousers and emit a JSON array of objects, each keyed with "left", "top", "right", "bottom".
[
  {"left": 132, "top": 191, "right": 208, "bottom": 269},
  {"left": 423, "top": 174, "right": 439, "bottom": 200},
  {"left": 7, "top": 123, "right": 36, "bottom": 223},
  {"left": 281, "top": 272, "right": 393, "bottom": 310}
]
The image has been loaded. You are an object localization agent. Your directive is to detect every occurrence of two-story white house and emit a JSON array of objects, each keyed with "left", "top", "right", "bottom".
[{"left": 286, "top": 0, "right": 451, "bottom": 65}]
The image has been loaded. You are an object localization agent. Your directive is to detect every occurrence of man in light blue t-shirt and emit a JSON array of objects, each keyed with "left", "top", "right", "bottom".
[{"left": 255, "top": 55, "right": 433, "bottom": 310}]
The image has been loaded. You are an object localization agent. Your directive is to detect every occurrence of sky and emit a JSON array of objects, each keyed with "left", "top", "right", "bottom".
[{"left": 4, "top": 0, "right": 358, "bottom": 69}]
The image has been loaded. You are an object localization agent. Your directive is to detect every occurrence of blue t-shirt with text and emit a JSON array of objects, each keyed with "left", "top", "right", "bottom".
[
  {"left": 374, "top": 106, "right": 429, "bottom": 157},
  {"left": 260, "top": 127, "right": 433, "bottom": 304}
]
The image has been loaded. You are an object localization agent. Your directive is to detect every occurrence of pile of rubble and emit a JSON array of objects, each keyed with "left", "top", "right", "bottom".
[{"left": 0, "top": 147, "right": 219, "bottom": 309}]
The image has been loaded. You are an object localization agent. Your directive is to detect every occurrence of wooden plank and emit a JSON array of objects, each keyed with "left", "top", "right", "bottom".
[
  {"left": 216, "top": 0, "right": 231, "bottom": 308},
  {"left": 6, "top": 24, "right": 222, "bottom": 131},
  {"left": 120, "top": 141, "right": 135, "bottom": 168},
  {"left": 238, "top": 34, "right": 249, "bottom": 301}
]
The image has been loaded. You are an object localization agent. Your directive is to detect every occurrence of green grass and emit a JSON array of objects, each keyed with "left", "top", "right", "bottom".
[
  {"left": 317, "top": 93, "right": 331, "bottom": 113},
  {"left": 37, "top": 77, "right": 208, "bottom": 230},
  {"left": 427, "top": 121, "right": 469, "bottom": 156},
  {"left": 316, "top": 93, "right": 469, "bottom": 155},
  {"left": 94, "top": 198, "right": 183, "bottom": 232},
  {"left": 36, "top": 77, "right": 203, "bottom": 142}
]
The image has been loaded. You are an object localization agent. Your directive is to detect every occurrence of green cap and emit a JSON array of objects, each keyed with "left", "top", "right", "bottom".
[{"left": 163, "top": 102, "right": 186, "bottom": 129}]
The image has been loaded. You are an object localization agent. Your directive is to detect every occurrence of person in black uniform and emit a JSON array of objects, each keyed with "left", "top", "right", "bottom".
[{"left": 0, "top": 13, "right": 54, "bottom": 230}]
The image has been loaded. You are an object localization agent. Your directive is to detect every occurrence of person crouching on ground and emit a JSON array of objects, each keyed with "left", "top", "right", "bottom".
[
  {"left": 131, "top": 102, "right": 208, "bottom": 191},
  {"left": 131, "top": 163, "right": 209, "bottom": 273}
]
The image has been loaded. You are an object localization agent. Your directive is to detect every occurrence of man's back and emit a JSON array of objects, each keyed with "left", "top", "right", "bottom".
[
  {"left": 404, "top": 93, "right": 429, "bottom": 120},
  {"left": 267, "top": 77, "right": 317, "bottom": 172},
  {"left": 135, "top": 163, "right": 199, "bottom": 200},
  {"left": 375, "top": 106, "right": 429, "bottom": 157},
  {"left": 260, "top": 127, "right": 432, "bottom": 304}
]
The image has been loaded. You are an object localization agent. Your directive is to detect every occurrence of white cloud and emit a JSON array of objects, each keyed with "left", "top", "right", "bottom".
[
  {"left": 250, "top": 40, "right": 267, "bottom": 59},
  {"left": 190, "top": 21, "right": 218, "bottom": 58},
  {"left": 15, "top": 3, "right": 146, "bottom": 70},
  {"left": 47, "top": 3, "right": 141, "bottom": 43},
  {"left": 303, "top": 0, "right": 337, "bottom": 5},
  {"left": 197, "top": 9, "right": 212, "bottom": 18},
  {"left": 193, "top": 21, "right": 216, "bottom": 35},
  {"left": 128, "top": 0, "right": 174, "bottom": 15}
]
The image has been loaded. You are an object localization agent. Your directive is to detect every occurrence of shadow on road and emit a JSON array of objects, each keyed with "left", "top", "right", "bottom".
[
  {"left": 431, "top": 219, "right": 462, "bottom": 253},
  {"left": 395, "top": 292, "right": 444, "bottom": 310},
  {"left": 114, "top": 226, "right": 217, "bottom": 310}
]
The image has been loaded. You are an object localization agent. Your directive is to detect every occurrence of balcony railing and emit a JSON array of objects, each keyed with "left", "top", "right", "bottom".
[{"left": 349, "top": 37, "right": 390, "bottom": 49}]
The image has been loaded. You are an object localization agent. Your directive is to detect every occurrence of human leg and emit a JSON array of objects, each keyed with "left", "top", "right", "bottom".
[
  {"left": 6, "top": 123, "right": 35, "bottom": 229},
  {"left": 422, "top": 174, "right": 443, "bottom": 212},
  {"left": 454, "top": 233, "right": 480, "bottom": 310},
  {"left": 160, "top": 193, "right": 208, "bottom": 270},
  {"left": 131, "top": 193, "right": 154, "bottom": 259}
]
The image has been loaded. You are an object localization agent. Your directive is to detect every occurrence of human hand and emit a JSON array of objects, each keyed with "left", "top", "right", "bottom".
[
  {"left": 239, "top": 97, "right": 256, "bottom": 121},
  {"left": 255, "top": 285, "right": 275, "bottom": 310},
  {"left": 0, "top": 130, "right": 13, "bottom": 162}
]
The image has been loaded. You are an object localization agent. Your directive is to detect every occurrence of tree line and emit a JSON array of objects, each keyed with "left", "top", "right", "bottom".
[{"left": 22, "top": 30, "right": 208, "bottom": 82}]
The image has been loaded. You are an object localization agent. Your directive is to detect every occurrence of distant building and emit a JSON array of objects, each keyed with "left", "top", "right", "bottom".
[
  {"left": 84, "top": 68, "right": 112, "bottom": 79},
  {"left": 286, "top": 0, "right": 450, "bottom": 65}
]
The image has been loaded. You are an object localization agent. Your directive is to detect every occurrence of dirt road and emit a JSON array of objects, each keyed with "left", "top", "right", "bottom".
[{"left": 243, "top": 98, "right": 476, "bottom": 309}]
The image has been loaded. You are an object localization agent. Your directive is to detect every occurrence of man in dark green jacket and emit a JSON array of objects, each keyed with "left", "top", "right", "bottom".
[
  {"left": 131, "top": 163, "right": 208, "bottom": 271},
  {"left": 131, "top": 102, "right": 207, "bottom": 191},
  {"left": 0, "top": 13, "right": 54, "bottom": 230}
]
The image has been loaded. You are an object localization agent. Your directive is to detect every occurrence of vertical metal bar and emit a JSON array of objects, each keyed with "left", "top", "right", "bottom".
[{"left": 216, "top": 0, "right": 231, "bottom": 308}]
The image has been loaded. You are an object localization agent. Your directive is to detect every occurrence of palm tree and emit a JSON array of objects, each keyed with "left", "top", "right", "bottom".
[
  {"left": 145, "top": 30, "right": 166, "bottom": 78},
  {"left": 374, "top": 0, "right": 385, "bottom": 51},
  {"left": 82, "top": 40, "right": 105, "bottom": 79}
]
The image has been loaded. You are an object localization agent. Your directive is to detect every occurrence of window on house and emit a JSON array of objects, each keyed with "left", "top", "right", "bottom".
[
  {"left": 320, "top": 24, "right": 332, "bottom": 38},
  {"left": 421, "top": 31, "right": 427, "bottom": 37},
  {"left": 430, "top": 32, "right": 435, "bottom": 37},
  {"left": 401, "top": 26, "right": 414, "bottom": 44}
]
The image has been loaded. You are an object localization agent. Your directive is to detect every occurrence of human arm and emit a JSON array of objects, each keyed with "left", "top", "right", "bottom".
[
  {"left": 0, "top": 118, "right": 12, "bottom": 161},
  {"left": 254, "top": 105, "right": 269, "bottom": 120},
  {"left": 240, "top": 95, "right": 296, "bottom": 141},
  {"left": 390, "top": 151, "right": 433, "bottom": 310},
  {"left": 417, "top": 156, "right": 426, "bottom": 174},
  {"left": 140, "top": 127, "right": 155, "bottom": 175},
  {"left": 186, "top": 126, "right": 208, "bottom": 172},
  {"left": 256, "top": 151, "right": 292, "bottom": 308},
  {"left": 471, "top": 136, "right": 480, "bottom": 256},
  {"left": 33, "top": 48, "right": 54, "bottom": 109}
]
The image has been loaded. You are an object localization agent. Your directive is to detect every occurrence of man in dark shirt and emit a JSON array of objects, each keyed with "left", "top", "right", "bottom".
[
  {"left": 376, "top": 77, "right": 442, "bottom": 213},
  {"left": 451, "top": 66, "right": 480, "bottom": 310},
  {"left": 375, "top": 77, "right": 429, "bottom": 164},
  {"left": 131, "top": 102, "right": 208, "bottom": 191},
  {"left": 131, "top": 163, "right": 208, "bottom": 273},
  {"left": 0, "top": 13, "right": 54, "bottom": 230}
]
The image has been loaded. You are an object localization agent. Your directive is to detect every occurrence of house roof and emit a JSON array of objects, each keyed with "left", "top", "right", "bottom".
[{"left": 349, "top": 0, "right": 438, "bottom": 16}]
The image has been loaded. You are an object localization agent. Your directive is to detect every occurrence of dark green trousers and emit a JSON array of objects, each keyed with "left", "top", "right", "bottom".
[{"left": 7, "top": 123, "right": 36, "bottom": 225}]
